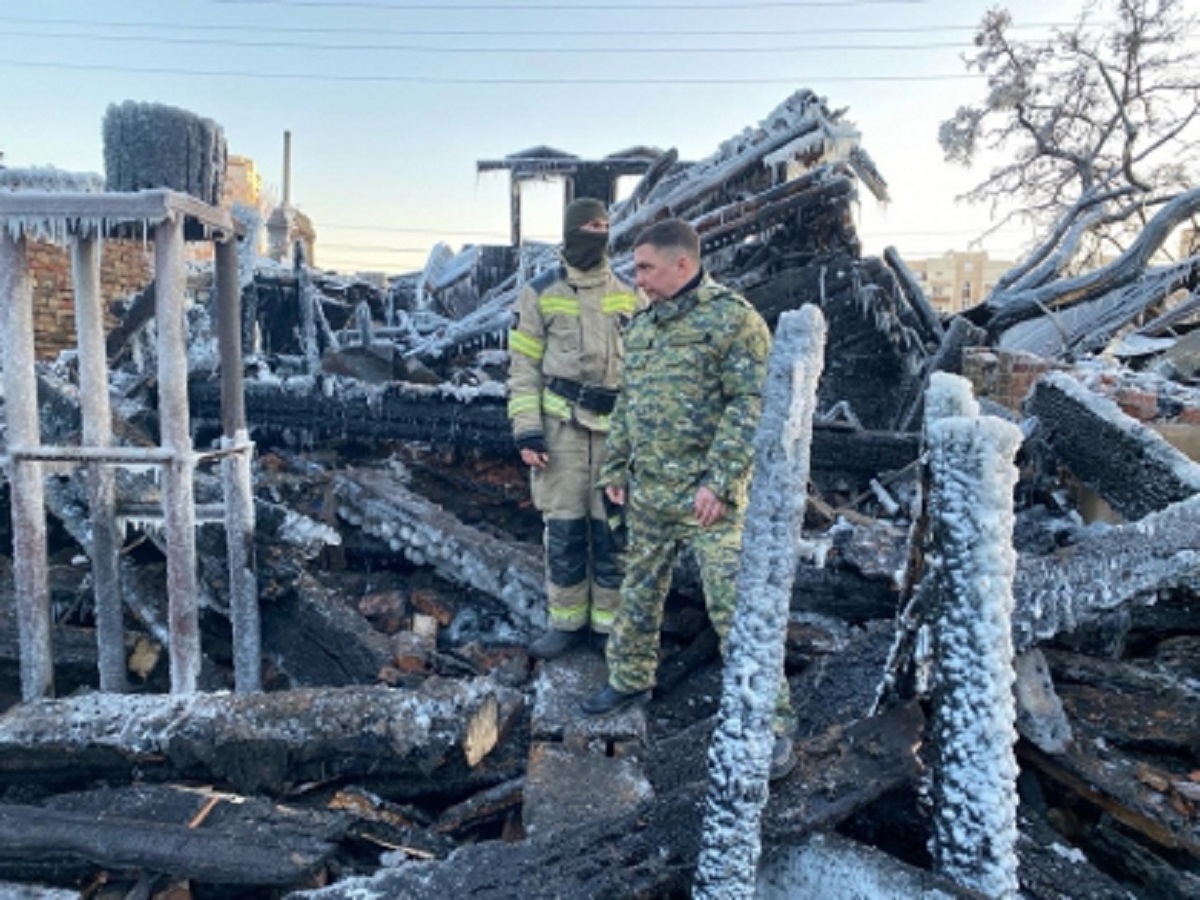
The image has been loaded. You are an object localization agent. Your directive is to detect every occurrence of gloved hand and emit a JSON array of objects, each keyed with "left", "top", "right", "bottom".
[
  {"left": 516, "top": 433, "right": 547, "bottom": 455},
  {"left": 517, "top": 433, "right": 549, "bottom": 469}
]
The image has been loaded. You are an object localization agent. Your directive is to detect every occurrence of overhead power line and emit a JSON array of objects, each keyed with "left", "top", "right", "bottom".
[
  {"left": 0, "top": 14, "right": 1090, "bottom": 38},
  {"left": 0, "top": 29, "right": 972, "bottom": 53},
  {"left": 211, "top": 0, "right": 929, "bottom": 10},
  {"left": 0, "top": 57, "right": 985, "bottom": 84}
]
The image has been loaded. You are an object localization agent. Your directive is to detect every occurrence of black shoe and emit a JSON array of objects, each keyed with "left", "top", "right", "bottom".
[
  {"left": 528, "top": 629, "right": 586, "bottom": 660},
  {"left": 769, "top": 735, "right": 797, "bottom": 782},
  {"left": 580, "top": 684, "right": 650, "bottom": 716}
]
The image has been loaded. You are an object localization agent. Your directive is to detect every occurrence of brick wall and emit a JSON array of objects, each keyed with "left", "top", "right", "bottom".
[
  {"left": 27, "top": 239, "right": 154, "bottom": 359},
  {"left": 963, "top": 346, "right": 1200, "bottom": 430},
  {"left": 961, "top": 348, "right": 1062, "bottom": 413}
]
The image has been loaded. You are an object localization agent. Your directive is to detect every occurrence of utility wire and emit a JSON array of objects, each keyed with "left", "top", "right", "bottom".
[
  {"left": 0, "top": 29, "right": 973, "bottom": 53},
  {"left": 0, "top": 57, "right": 984, "bottom": 84},
  {"left": 210, "top": 0, "right": 930, "bottom": 10},
  {"left": 0, "top": 14, "right": 1089, "bottom": 37}
]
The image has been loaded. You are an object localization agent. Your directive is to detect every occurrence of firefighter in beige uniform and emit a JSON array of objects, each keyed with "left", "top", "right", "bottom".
[{"left": 508, "top": 198, "right": 641, "bottom": 659}]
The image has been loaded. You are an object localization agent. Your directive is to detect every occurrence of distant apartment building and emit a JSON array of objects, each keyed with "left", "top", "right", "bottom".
[
  {"left": 906, "top": 250, "right": 1015, "bottom": 314},
  {"left": 224, "top": 154, "right": 263, "bottom": 211},
  {"left": 188, "top": 154, "right": 265, "bottom": 263}
]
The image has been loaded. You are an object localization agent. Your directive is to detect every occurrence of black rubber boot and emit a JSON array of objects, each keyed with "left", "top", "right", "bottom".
[
  {"left": 528, "top": 628, "right": 586, "bottom": 660},
  {"left": 580, "top": 684, "right": 650, "bottom": 716}
]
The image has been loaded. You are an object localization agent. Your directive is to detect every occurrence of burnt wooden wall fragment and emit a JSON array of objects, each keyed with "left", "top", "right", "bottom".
[{"left": 1025, "top": 371, "right": 1200, "bottom": 520}]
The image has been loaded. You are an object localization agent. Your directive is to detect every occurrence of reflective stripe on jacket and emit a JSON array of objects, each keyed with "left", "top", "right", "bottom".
[{"left": 507, "top": 261, "right": 640, "bottom": 437}]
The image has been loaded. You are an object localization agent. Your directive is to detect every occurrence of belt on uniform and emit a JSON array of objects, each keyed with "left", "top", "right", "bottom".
[{"left": 545, "top": 376, "right": 619, "bottom": 415}]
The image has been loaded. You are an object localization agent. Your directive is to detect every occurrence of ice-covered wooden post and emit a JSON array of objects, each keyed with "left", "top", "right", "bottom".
[
  {"left": 923, "top": 372, "right": 1022, "bottom": 898},
  {"left": 693, "top": 304, "right": 827, "bottom": 900},
  {"left": 155, "top": 213, "right": 202, "bottom": 694},
  {"left": 0, "top": 228, "right": 53, "bottom": 701},
  {"left": 216, "top": 236, "right": 260, "bottom": 692},
  {"left": 73, "top": 233, "right": 126, "bottom": 692}
]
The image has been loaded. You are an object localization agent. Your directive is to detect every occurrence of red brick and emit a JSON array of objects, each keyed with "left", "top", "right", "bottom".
[{"left": 1116, "top": 388, "right": 1158, "bottom": 421}]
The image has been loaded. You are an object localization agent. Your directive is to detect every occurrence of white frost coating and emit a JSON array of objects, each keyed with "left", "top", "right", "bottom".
[
  {"left": 925, "top": 371, "right": 980, "bottom": 426},
  {"left": 694, "top": 305, "right": 827, "bottom": 899},
  {"left": 611, "top": 90, "right": 851, "bottom": 247},
  {"left": 757, "top": 833, "right": 958, "bottom": 899},
  {"left": 279, "top": 509, "right": 343, "bottom": 550},
  {"left": 1041, "top": 369, "right": 1200, "bottom": 492},
  {"left": 0, "top": 167, "right": 104, "bottom": 193},
  {"left": 925, "top": 410, "right": 1023, "bottom": 899}
]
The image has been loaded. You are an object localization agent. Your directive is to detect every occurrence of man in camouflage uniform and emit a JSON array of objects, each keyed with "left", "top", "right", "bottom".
[
  {"left": 508, "top": 198, "right": 641, "bottom": 659},
  {"left": 581, "top": 218, "right": 797, "bottom": 780}
]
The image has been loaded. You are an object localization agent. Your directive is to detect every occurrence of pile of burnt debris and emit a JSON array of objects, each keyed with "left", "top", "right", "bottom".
[{"left": 0, "top": 90, "right": 1197, "bottom": 899}]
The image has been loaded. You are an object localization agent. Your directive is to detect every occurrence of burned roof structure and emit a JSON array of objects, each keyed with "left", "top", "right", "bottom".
[{"left": 0, "top": 88, "right": 1198, "bottom": 898}]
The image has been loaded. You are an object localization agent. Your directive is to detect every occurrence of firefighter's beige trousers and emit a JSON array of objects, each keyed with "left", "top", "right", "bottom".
[{"left": 529, "top": 417, "right": 622, "bottom": 633}]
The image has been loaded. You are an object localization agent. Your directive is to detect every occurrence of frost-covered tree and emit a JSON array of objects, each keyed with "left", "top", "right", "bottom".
[{"left": 941, "top": 0, "right": 1200, "bottom": 299}]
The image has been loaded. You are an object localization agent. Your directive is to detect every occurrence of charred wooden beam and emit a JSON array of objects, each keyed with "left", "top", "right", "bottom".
[
  {"left": 0, "top": 798, "right": 339, "bottom": 888},
  {"left": 697, "top": 305, "right": 826, "bottom": 897},
  {"left": 0, "top": 682, "right": 524, "bottom": 795},
  {"left": 283, "top": 703, "right": 925, "bottom": 900},
  {"left": 1012, "top": 491, "right": 1200, "bottom": 652},
  {"left": 1026, "top": 371, "right": 1200, "bottom": 520},
  {"left": 260, "top": 570, "right": 394, "bottom": 687},
  {"left": 923, "top": 374, "right": 1023, "bottom": 898},
  {"left": 332, "top": 468, "right": 546, "bottom": 631}
]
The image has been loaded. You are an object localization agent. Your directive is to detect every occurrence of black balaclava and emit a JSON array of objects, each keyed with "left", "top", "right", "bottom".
[{"left": 562, "top": 197, "right": 610, "bottom": 271}]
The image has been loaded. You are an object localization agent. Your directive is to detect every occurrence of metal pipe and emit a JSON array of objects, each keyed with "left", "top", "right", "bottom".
[
  {"left": 72, "top": 234, "right": 126, "bottom": 692},
  {"left": 282, "top": 131, "right": 292, "bottom": 208}
]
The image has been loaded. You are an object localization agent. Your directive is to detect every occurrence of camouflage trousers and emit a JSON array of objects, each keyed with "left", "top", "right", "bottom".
[
  {"left": 529, "top": 417, "right": 622, "bottom": 634},
  {"left": 606, "top": 494, "right": 795, "bottom": 736}
]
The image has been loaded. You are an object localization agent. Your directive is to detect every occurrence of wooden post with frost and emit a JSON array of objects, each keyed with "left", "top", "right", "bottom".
[
  {"left": 0, "top": 230, "right": 53, "bottom": 700},
  {"left": 73, "top": 234, "right": 126, "bottom": 692},
  {"left": 155, "top": 215, "right": 201, "bottom": 694},
  {"left": 694, "top": 304, "right": 827, "bottom": 899},
  {"left": 216, "top": 236, "right": 261, "bottom": 692},
  {"left": 924, "top": 372, "right": 1023, "bottom": 898}
]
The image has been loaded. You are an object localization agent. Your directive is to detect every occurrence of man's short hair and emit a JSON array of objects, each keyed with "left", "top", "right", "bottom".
[{"left": 633, "top": 218, "right": 700, "bottom": 262}]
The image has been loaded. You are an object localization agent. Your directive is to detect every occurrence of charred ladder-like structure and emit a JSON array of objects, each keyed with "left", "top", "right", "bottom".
[
  {"left": 924, "top": 373, "right": 1023, "bottom": 898},
  {"left": 695, "top": 305, "right": 827, "bottom": 899},
  {"left": 0, "top": 183, "right": 256, "bottom": 696}
]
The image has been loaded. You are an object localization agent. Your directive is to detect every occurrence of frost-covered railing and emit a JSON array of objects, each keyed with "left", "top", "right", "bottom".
[{"left": 0, "top": 186, "right": 258, "bottom": 700}]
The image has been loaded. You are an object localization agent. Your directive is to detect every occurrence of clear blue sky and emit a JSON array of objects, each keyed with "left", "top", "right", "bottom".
[{"left": 0, "top": 0, "right": 1083, "bottom": 274}]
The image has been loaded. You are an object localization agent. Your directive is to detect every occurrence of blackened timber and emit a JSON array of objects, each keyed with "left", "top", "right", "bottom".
[
  {"left": 0, "top": 682, "right": 524, "bottom": 795},
  {"left": 0, "top": 797, "right": 339, "bottom": 888},
  {"left": 189, "top": 378, "right": 516, "bottom": 453},
  {"left": 191, "top": 378, "right": 920, "bottom": 486},
  {"left": 283, "top": 704, "right": 925, "bottom": 900},
  {"left": 260, "top": 571, "right": 394, "bottom": 687},
  {"left": 1026, "top": 372, "right": 1200, "bottom": 520},
  {"left": 332, "top": 468, "right": 546, "bottom": 631}
]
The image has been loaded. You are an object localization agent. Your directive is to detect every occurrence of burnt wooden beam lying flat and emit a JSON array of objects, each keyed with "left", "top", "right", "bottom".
[
  {"left": 192, "top": 378, "right": 922, "bottom": 489},
  {"left": 1026, "top": 371, "right": 1200, "bottom": 520},
  {"left": 1011, "top": 493, "right": 1200, "bottom": 652},
  {"left": 332, "top": 468, "right": 546, "bottom": 631},
  {"left": 0, "top": 796, "right": 339, "bottom": 887},
  {"left": 0, "top": 682, "right": 523, "bottom": 795},
  {"left": 283, "top": 703, "right": 926, "bottom": 900}
]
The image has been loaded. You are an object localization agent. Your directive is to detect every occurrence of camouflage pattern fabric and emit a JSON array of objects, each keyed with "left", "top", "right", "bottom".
[
  {"left": 598, "top": 276, "right": 769, "bottom": 509},
  {"left": 600, "top": 274, "right": 794, "bottom": 734}
]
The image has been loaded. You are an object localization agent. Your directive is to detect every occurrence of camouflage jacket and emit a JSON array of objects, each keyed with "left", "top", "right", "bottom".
[
  {"left": 599, "top": 274, "right": 770, "bottom": 513},
  {"left": 507, "top": 261, "right": 639, "bottom": 437}
]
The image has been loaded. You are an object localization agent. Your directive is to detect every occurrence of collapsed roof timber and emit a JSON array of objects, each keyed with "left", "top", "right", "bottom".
[{"left": 0, "top": 90, "right": 1197, "bottom": 898}]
